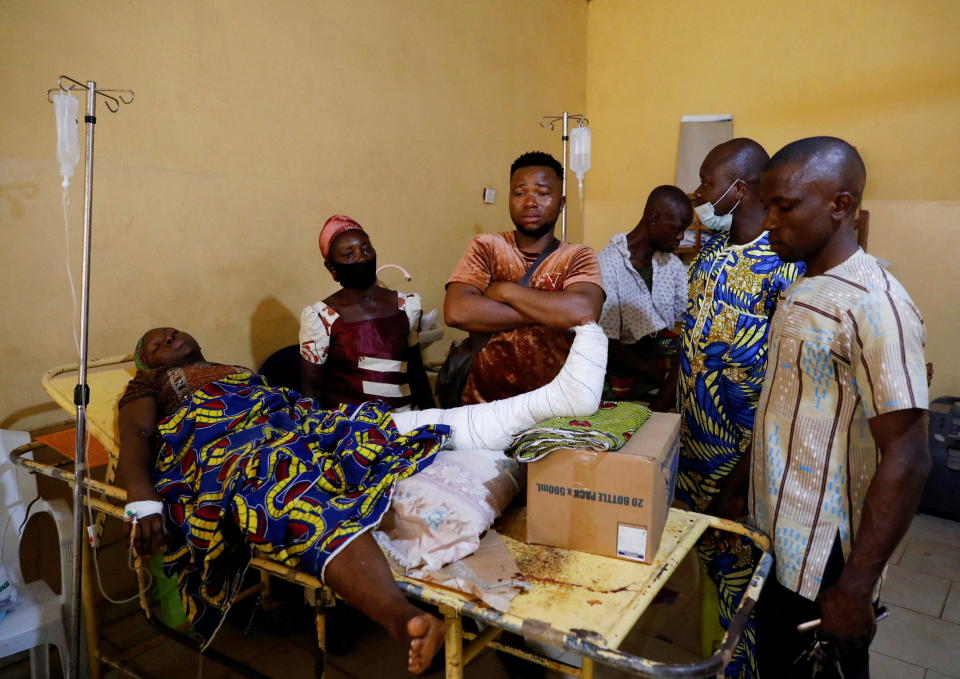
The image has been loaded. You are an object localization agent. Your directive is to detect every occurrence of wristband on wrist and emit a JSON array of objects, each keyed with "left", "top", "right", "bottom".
[{"left": 124, "top": 500, "right": 163, "bottom": 521}]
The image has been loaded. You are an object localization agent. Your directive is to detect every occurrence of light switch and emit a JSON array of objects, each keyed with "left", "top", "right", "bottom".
[{"left": 482, "top": 187, "right": 496, "bottom": 204}]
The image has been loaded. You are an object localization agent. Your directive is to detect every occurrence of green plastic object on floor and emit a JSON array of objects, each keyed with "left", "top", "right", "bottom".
[
  {"left": 149, "top": 553, "right": 188, "bottom": 628},
  {"left": 700, "top": 558, "right": 725, "bottom": 658}
]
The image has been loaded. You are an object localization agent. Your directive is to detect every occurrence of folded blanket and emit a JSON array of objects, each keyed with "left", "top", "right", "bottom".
[{"left": 505, "top": 401, "right": 652, "bottom": 463}]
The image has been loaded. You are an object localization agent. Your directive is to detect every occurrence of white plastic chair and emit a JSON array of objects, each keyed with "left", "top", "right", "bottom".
[{"left": 0, "top": 429, "right": 73, "bottom": 678}]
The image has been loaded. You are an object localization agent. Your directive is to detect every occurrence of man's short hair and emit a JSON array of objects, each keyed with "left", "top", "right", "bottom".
[
  {"left": 718, "top": 138, "right": 769, "bottom": 185},
  {"left": 511, "top": 151, "right": 564, "bottom": 180},
  {"left": 647, "top": 185, "right": 692, "bottom": 211},
  {"left": 641, "top": 184, "right": 692, "bottom": 225},
  {"left": 767, "top": 136, "right": 866, "bottom": 204}
]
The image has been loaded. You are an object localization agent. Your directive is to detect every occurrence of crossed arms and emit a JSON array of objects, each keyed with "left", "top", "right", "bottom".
[{"left": 444, "top": 281, "right": 604, "bottom": 333}]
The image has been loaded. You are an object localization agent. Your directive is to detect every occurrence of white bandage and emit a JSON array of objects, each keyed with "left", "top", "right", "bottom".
[
  {"left": 124, "top": 500, "right": 164, "bottom": 521},
  {"left": 394, "top": 322, "right": 607, "bottom": 450}
]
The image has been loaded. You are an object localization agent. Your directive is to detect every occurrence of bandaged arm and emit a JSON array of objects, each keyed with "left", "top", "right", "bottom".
[{"left": 117, "top": 395, "right": 166, "bottom": 556}]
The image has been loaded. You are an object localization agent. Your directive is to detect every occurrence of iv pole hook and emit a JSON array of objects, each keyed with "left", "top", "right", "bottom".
[{"left": 46, "top": 76, "right": 134, "bottom": 114}]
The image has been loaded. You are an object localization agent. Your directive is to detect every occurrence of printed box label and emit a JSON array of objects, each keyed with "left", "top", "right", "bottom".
[{"left": 616, "top": 523, "right": 648, "bottom": 561}]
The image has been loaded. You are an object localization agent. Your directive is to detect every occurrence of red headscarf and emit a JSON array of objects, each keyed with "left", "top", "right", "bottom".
[{"left": 318, "top": 215, "right": 365, "bottom": 260}]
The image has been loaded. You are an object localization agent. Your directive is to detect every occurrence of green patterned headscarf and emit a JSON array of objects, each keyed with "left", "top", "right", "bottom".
[{"left": 134, "top": 335, "right": 150, "bottom": 371}]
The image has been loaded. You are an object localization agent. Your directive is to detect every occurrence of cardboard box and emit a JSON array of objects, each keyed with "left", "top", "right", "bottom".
[{"left": 526, "top": 411, "right": 681, "bottom": 563}]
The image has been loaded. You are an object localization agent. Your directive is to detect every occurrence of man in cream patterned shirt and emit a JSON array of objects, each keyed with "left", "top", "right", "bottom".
[{"left": 751, "top": 137, "right": 929, "bottom": 679}]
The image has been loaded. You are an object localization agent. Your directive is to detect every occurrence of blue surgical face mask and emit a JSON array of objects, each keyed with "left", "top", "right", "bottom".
[{"left": 694, "top": 179, "right": 742, "bottom": 233}]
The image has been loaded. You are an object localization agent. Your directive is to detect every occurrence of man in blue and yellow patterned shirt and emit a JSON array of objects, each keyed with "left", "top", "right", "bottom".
[
  {"left": 672, "top": 138, "right": 803, "bottom": 678},
  {"left": 676, "top": 138, "right": 803, "bottom": 516}
]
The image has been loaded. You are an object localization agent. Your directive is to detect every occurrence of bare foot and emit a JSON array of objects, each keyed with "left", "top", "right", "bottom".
[{"left": 406, "top": 613, "right": 445, "bottom": 674}]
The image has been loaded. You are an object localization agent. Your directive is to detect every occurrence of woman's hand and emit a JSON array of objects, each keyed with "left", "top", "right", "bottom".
[
  {"left": 118, "top": 395, "right": 164, "bottom": 557},
  {"left": 129, "top": 513, "right": 166, "bottom": 557},
  {"left": 124, "top": 484, "right": 166, "bottom": 557}
]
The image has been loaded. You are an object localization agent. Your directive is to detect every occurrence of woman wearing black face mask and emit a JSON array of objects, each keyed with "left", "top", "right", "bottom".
[{"left": 299, "top": 215, "right": 436, "bottom": 410}]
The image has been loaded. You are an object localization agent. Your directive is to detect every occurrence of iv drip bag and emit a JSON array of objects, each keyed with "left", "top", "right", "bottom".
[
  {"left": 54, "top": 92, "right": 80, "bottom": 188},
  {"left": 569, "top": 125, "right": 591, "bottom": 182}
]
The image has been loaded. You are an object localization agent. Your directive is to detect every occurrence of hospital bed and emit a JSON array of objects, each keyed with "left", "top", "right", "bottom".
[{"left": 11, "top": 356, "right": 772, "bottom": 679}]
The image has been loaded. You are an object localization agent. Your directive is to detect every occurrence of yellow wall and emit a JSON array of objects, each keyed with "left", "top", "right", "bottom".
[
  {"left": 586, "top": 0, "right": 960, "bottom": 398},
  {"left": 4, "top": 0, "right": 958, "bottom": 429},
  {"left": 0, "top": 0, "right": 587, "bottom": 429}
]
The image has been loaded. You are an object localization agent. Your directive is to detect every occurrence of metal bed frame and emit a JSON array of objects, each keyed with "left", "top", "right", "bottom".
[{"left": 10, "top": 356, "right": 772, "bottom": 678}]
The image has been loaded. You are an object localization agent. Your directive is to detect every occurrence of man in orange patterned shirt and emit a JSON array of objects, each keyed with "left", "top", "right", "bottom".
[{"left": 444, "top": 151, "right": 604, "bottom": 404}]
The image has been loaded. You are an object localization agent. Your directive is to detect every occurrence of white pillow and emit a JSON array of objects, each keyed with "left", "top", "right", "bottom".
[{"left": 375, "top": 448, "right": 522, "bottom": 570}]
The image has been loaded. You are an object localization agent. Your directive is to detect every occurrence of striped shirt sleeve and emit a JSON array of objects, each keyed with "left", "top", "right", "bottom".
[{"left": 849, "top": 289, "right": 927, "bottom": 419}]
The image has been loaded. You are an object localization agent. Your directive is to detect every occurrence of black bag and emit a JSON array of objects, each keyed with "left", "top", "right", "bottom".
[
  {"left": 435, "top": 239, "right": 561, "bottom": 408},
  {"left": 435, "top": 332, "right": 490, "bottom": 408}
]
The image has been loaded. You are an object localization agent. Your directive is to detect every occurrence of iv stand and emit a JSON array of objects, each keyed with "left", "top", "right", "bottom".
[
  {"left": 46, "top": 75, "right": 134, "bottom": 679},
  {"left": 539, "top": 112, "right": 588, "bottom": 241}
]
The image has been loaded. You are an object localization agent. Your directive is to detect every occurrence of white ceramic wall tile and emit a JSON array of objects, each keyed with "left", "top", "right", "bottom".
[{"left": 872, "top": 604, "right": 960, "bottom": 676}]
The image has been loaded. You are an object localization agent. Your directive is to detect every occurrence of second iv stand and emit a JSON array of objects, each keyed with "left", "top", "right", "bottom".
[{"left": 539, "top": 112, "right": 588, "bottom": 241}]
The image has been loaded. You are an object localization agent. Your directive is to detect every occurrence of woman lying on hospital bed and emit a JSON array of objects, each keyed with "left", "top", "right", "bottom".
[{"left": 117, "top": 322, "right": 606, "bottom": 674}]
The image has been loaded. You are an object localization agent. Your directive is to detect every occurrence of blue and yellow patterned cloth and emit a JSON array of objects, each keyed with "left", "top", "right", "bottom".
[
  {"left": 676, "top": 232, "right": 802, "bottom": 511},
  {"left": 676, "top": 232, "right": 802, "bottom": 679},
  {"left": 153, "top": 372, "right": 449, "bottom": 646}
]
